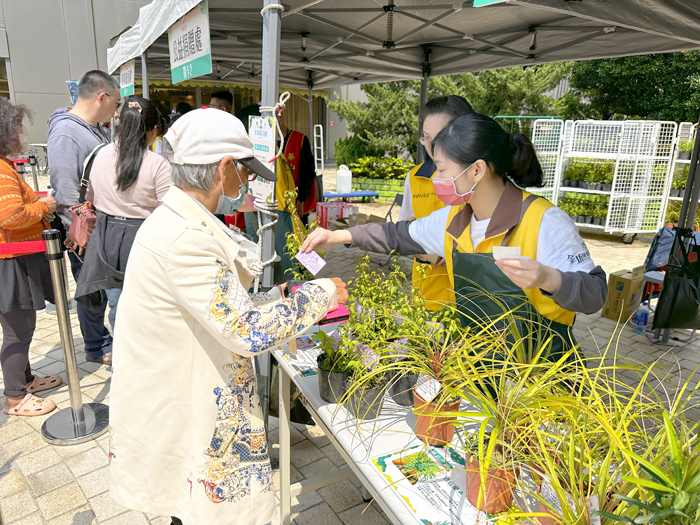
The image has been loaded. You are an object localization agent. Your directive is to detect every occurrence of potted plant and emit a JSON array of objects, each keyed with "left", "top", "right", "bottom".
[
  {"left": 345, "top": 363, "right": 388, "bottom": 420},
  {"left": 678, "top": 139, "right": 694, "bottom": 160},
  {"left": 316, "top": 330, "right": 355, "bottom": 404},
  {"left": 672, "top": 177, "right": 686, "bottom": 199}
]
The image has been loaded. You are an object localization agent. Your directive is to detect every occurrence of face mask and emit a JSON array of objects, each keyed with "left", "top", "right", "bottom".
[
  {"left": 433, "top": 162, "right": 478, "bottom": 206},
  {"left": 214, "top": 167, "right": 248, "bottom": 215}
]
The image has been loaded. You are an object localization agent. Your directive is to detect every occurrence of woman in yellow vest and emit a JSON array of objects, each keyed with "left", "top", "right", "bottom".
[
  {"left": 399, "top": 96, "right": 474, "bottom": 310},
  {"left": 301, "top": 114, "right": 607, "bottom": 358}
]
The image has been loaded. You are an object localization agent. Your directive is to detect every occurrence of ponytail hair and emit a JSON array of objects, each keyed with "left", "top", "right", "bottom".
[
  {"left": 431, "top": 113, "right": 544, "bottom": 188},
  {"left": 115, "top": 96, "right": 168, "bottom": 192}
]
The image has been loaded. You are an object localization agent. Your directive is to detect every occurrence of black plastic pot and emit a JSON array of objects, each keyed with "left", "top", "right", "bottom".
[
  {"left": 561, "top": 179, "right": 571, "bottom": 187},
  {"left": 603, "top": 184, "right": 612, "bottom": 192},
  {"left": 679, "top": 151, "right": 692, "bottom": 160},
  {"left": 576, "top": 215, "right": 585, "bottom": 224},
  {"left": 680, "top": 189, "right": 686, "bottom": 199},
  {"left": 571, "top": 180, "right": 580, "bottom": 187},
  {"left": 389, "top": 371, "right": 419, "bottom": 406},
  {"left": 594, "top": 183, "right": 603, "bottom": 191},
  {"left": 593, "top": 218, "right": 603, "bottom": 226},
  {"left": 346, "top": 380, "right": 387, "bottom": 420},
  {"left": 585, "top": 216, "right": 594, "bottom": 224},
  {"left": 671, "top": 189, "right": 680, "bottom": 197},
  {"left": 317, "top": 354, "right": 349, "bottom": 404}
]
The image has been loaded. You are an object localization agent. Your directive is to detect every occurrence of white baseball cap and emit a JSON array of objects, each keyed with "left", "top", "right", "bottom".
[{"left": 163, "top": 108, "right": 276, "bottom": 181}]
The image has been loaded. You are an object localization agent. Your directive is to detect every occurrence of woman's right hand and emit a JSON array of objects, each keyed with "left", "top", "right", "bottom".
[
  {"left": 39, "top": 196, "right": 57, "bottom": 214},
  {"left": 301, "top": 228, "right": 352, "bottom": 253}
]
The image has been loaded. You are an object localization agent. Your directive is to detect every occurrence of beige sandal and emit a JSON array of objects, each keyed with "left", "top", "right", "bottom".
[
  {"left": 3, "top": 394, "right": 56, "bottom": 416},
  {"left": 26, "top": 374, "right": 63, "bottom": 394}
]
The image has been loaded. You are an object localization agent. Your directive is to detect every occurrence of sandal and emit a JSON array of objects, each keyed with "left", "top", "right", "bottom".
[
  {"left": 3, "top": 394, "right": 56, "bottom": 416},
  {"left": 85, "top": 352, "right": 112, "bottom": 366},
  {"left": 26, "top": 374, "right": 63, "bottom": 394}
]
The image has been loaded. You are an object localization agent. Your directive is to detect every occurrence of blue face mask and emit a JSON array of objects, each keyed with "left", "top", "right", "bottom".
[{"left": 214, "top": 170, "right": 248, "bottom": 215}]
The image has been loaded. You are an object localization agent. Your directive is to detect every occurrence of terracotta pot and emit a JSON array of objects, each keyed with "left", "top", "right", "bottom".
[
  {"left": 465, "top": 454, "right": 516, "bottom": 515},
  {"left": 412, "top": 389, "right": 460, "bottom": 447},
  {"left": 536, "top": 500, "right": 561, "bottom": 525}
]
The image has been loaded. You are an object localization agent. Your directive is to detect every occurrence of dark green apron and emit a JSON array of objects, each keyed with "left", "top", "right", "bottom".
[{"left": 451, "top": 246, "right": 576, "bottom": 363}]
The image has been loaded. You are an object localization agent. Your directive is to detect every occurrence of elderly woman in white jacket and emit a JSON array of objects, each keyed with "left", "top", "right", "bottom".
[{"left": 109, "top": 109, "right": 345, "bottom": 525}]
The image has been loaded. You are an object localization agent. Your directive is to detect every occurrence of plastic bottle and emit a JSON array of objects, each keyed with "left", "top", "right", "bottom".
[{"left": 633, "top": 301, "right": 649, "bottom": 334}]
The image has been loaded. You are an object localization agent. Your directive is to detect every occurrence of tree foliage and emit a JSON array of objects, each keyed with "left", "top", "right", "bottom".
[
  {"left": 556, "top": 51, "right": 700, "bottom": 122},
  {"left": 328, "top": 63, "right": 571, "bottom": 161}
]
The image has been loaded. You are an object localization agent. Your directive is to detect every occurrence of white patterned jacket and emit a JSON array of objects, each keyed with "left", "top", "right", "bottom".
[{"left": 109, "top": 186, "right": 336, "bottom": 525}]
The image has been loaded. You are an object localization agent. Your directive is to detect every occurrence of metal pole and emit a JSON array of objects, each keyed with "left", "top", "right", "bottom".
[
  {"left": 141, "top": 52, "right": 150, "bottom": 100},
  {"left": 679, "top": 114, "right": 700, "bottom": 230},
  {"left": 260, "top": 0, "right": 282, "bottom": 290},
  {"left": 416, "top": 45, "right": 431, "bottom": 165},
  {"left": 260, "top": 0, "right": 283, "bottom": 429},
  {"left": 41, "top": 230, "right": 109, "bottom": 445},
  {"left": 307, "top": 71, "right": 314, "bottom": 142},
  {"left": 195, "top": 86, "right": 202, "bottom": 108},
  {"left": 27, "top": 156, "right": 40, "bottom": 192}
]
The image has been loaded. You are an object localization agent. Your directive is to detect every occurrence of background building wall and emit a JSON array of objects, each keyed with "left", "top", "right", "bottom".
[{"left": 0, "top": 0, "right": 148, "bottom": 143}]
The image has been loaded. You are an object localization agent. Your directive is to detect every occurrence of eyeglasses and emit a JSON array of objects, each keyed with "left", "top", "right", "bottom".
[
  {"left": 248, "top": 172, "right": 258, "bottom": 182},
  {"left": 104, "top": 93, "right": 123, "bottom": 111},
  {"left": 419, "top": 135, "right": 431, "bottom": 147}
]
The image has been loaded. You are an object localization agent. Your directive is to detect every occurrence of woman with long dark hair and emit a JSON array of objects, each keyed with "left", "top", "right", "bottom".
[
  {"left": 0, "top": 99, "right": 61, "bottom": 415},
  {"left": 302, "top": 113, "right": 607, "bottom": 358},
  {"left": 75, "top": 96, "right": 170, "bottom": 338}
]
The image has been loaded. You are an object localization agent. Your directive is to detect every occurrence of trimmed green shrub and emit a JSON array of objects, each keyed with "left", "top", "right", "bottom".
[
  {"left": 347, "top": 156, "right": 415, "bottom": 180},
  {"left": 334, "top": 136, "right": 370, "bottom": 166}
]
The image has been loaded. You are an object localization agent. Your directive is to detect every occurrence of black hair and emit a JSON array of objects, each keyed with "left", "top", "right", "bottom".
[
  {"left": 431, "top": 113, "right": 543, "bottom": 188},
  {"left": 211, "top": 90, "right": 233, "bottom": 106},
  {"left": 175, "top": 102, "right": 192, "bottom": 115},
  {"left": 0, "top": 99, "right": 32, "bottom": 158},
  {"left": 236, "top": 104, "right": 261, "bottom": 132},
  {"left": 77, "top": 70, "right": 120, "bottom": 100},
  {"left": 420, "top": 95, "right": 474, "bottom": 124},
  {"left": 115, "top": 96, "right": 167, "bottom": 192}
]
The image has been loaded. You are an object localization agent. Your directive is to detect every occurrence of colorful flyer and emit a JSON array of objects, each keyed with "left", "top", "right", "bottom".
[{"left": 372, "top": 445, "right": 485, "bottom": 525}]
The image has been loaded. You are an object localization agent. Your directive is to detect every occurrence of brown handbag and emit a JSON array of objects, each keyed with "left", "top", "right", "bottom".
[{"left": 64, "top": 144, "right": 106, "bottom": 255}]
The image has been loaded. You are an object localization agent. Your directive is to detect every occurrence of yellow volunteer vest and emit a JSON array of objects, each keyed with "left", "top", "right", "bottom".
[
  {"left": 275, "top": 157, "right": 296, "bottom": 212},
  {"left": 408, "top": 161, "right": 453, "bottom": 310},
  {"left": 443, "top": 185, "right": 576, "bottom": 326}
]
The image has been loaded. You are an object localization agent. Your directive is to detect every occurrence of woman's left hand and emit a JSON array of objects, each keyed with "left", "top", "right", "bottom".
[{"left": 494, "top": 258, "right": 562, "bottom": 294}]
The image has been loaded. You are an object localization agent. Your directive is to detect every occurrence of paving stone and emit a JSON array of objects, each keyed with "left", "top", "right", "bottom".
[
  {"left": 25, "top": 463, "right": 74, "bottom": 497},
  {"left": 3, "top": 429, "right": 47, "bottom": 458},
  {"left": 63, "top": 446, "right": 109, "bottom": 477},
  {"left": 0, "top": 421, "right": 32, "bottom": 445},
  {"left": 320, "top": 444, "right": 347, "bottom": 468},
  {"left": 76, "top": 466, "right": 110, "bottom": 499},
  {"left": 0, "top": 469, "right": 28, "bottom": 498},
  {"left": 290, "top": 440, "right": 325, "bottom": 468},
  {"left": 89, "top": 491, "right": 129, "bottom": 521},
  {"left": 101, "top": 509, "right": 151, "bottom": 524},
  {"left": 293, "top": 501, "right": 344, "bottom": 525},
  {"left": 338, "top": 501, "right": 391, "bottom": 525},
  {"left": 45, "top": 505, "right": 98, "bottom": 525},
  {"left": 1, "top": 490, "right": 38, "bottom": 522},
  {"left": 53, "top": 439, "right": 97, "bottom": 459},
  {"left": 149, "top": 517, "right": 172, "bottom": 525},
  {"left": 318, "top": 479, "right": 364, "bottom": 513},
  {"left": 14, "top": 445, "right": 62, "bottom": 476},
  {"left": 299, "top": 457, "right": 336, "bottom": 480},
  {"left": 303, "top": 424, "right": 331, "bottom": 448},
  {"left": 7, "top": 512, "right": 44, "bottom": 525},
  {"left": 291, "top": 488, "right": 324, "bottom": 514},
  {"left": 36, "top": 482, "right": 87, "bottom": 520},
  {"left": 35, "top": 361, "right": 67, "bottom": 376}
]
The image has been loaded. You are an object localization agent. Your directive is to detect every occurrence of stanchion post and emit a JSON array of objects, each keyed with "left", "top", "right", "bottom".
[
  {"left": 41, "top": 230, "right": 109, "bottom": 445},
  {"left": 28, "top": 155, "right": 40, "bottom": 192}
]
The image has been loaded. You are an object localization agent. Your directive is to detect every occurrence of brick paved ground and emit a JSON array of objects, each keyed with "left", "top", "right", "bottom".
[{"left": 0, "top": 170, "right": 696, "bottom": 524}]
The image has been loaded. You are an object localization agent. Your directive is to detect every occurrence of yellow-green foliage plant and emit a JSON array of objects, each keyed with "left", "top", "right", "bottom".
[{"left": 282, "top": 189, "right": 324, "bottom": 281}]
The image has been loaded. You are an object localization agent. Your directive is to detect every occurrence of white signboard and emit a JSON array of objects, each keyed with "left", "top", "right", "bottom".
[
  {"left": 248, "top": 116, "right": 276, "bottom": 201},
  {"left": 168, "top": 1, "right": 212, "bottom": 84},
  {"left": 119, "top": 60, "right": 135, "bottom": 97}
]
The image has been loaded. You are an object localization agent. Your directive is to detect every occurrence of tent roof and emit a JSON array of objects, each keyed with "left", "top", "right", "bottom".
[{"left": 108, "top": 0, "right": 700, "bottom": 90}]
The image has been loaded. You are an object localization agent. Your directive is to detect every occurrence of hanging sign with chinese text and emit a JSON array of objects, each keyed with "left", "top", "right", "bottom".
[
  {"left": 168, "top": 1, "right": 212, "bottom": 84},
  {"left": 248, "top": 116, "right": 276, "bottom": 201},
  {"left": 119, "top": 60, "right": 135, "bottom": 97}
]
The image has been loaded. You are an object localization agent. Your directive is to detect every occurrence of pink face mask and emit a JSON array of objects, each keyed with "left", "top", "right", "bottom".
[{"left": 433, "top": 162, "right": 478, "bottom": 206}]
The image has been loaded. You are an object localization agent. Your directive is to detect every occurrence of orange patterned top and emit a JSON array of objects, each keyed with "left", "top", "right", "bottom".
[{"left": 0, "top": 157, "right": 50, "bottom": 259}]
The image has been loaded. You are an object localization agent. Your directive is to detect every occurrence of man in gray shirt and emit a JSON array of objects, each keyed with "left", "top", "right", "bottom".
[{"left": 47, "top": 70, "right": 120, "bottom": 366}]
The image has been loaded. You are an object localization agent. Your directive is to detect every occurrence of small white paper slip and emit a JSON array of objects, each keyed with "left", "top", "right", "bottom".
[
  {"left": 415, "top": 373, "right": 442, "bottom": 403},
  {"left": 295, "top": 250, "right": 327, "bottom": 276},
  {"left": 587, "top": 495, "right": 601, "bottom": 525},
  {"left": 492, "top": 246, "right": 530, "bottom": 261}
]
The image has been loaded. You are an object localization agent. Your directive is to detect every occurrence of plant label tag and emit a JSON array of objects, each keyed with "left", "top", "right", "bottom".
[
  {"left": 415, "top": 373, "right": 442, "bottom": 403},
  {"left": 295, "top": 251, "right": 327, "bottom": 276},
  {"left": 587, "top": 495, "right": 601, "bottom": 525},
  {"left": 492, "top": 246, "right": 529, "bottom": 261},
  {"left": 359, "top": 344, "right": 381, "bottom": 370}
]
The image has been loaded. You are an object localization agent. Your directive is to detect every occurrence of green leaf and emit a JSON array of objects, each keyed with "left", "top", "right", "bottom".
[
  {"left": 674, "top": 491, "right": 690, "bottom": 510},
  {"left": 621, "top": 475, "right": 675, "bottom": 494},
  {"left": 592, "top": 510, "right": 634, "bottom": 524},
  {"left": 612, "top": 494, "right": 657, "bottom": 512}
]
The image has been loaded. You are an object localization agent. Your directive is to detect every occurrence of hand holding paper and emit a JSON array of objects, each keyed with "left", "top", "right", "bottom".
[{"left": 495, "top": 257, "right": 562, "bottom": 293}]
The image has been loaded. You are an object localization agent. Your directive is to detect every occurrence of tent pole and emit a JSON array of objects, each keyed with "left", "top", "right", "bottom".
[
  {"left": 141, "top": 52, "right": 149, "bottom": 100},
  {"left": 679, "top": 113, "right": 700, "bottom": 231},
  {"left": 416, "top": 45, "right": 431, "bottom": 165},
  {"left": 307, "top": 70, "right": 314, "bottom": 141},
  {"left": 261, "top": 0, "right": 282, "bottom": 290}
]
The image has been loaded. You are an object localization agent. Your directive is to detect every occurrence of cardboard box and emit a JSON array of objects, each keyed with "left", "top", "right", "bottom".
[{"left": 601, "top": 265, "right": 645, "bottom": 321}]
